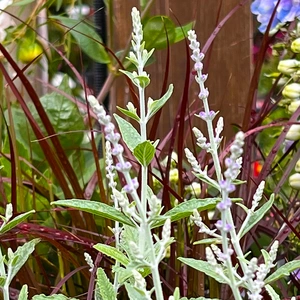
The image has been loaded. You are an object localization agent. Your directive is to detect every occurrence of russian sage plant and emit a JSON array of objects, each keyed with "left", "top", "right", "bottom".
[
  {"left": 177, "top": 29, "right": 300, "bottom": 300},
  {"left": 86, "top": 7, "right": 174, "bottom": 299},
  {"left": 51, "top": 6, "right": 300, "bottom": 300}
]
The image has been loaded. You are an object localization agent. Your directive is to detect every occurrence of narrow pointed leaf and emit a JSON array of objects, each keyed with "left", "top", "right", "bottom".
[
  {"left": 114, "top": 114, "right": 141, "bottom": 151},
  {"left": 146, "top": 84, "right": 173, "bottom": 121},
  {"left": 0, "top": 210, "right": 35, "bottom": 235},
  {"left": 125, "top": 283, "right": 149, "bottom": 300},
  {"left": 94, "top": 244, "right": 129, "bottom": 266},
  {"left": 239, "top": 194, "right": 274, "bottom": 238},
  {"left": 265, "top": 285, "right": 280, "bottom": 300},
  {"left": 178, "top": 258, "right": 228, "bottom": 284},
  {"left": 117, "top": 106, "right": 140, "bottom": 122},
  {"left": 52, "top": 200, "right": 134, "bottom": 226},
  {"left": 8, "top": 238, "right": 40, "bottom": 281},
  {"left": 152, "top": 198, "right": 218, "bottom": 228},
  {"left": 265, "top": 260, "right": 300, "bottom": 284},
  {"left": 133, "top": 141, "right": 155, "bottom": 166}
]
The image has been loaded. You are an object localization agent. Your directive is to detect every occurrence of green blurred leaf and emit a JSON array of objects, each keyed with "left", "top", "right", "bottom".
[
  {"left": 94, "top": 244, "right": 129, "bottom": 266},
  {"left": 52, "top": 200, "right": 134, "bottom": 226},
  {"left": 146, "top": 84, "right": 173, "bottom": 121},
  {"left": 239, "top": 194, "right": 274, "bottom": 238},
  {"left": 18, "top": 285, "right": 28, "bottom": 300},
  {"left": 50, "top": 16, "right": 110, "bottom": 64},
  {"left": 0, "top": 210, "right": 35, "bottom": 235},
  {"left": 152, "top": 198, "right": 218, "bottom": 228},
  {"left": 12, "top": 0, "right": 35, "bottom": 5},
  {"left": 265, "top": 260, "right": 300, "bottom": 284},
  {"left": 178, "top": 258, "right": 228, "bottom": 284},
  {"left": 133, "top": 141, "right": 155, "bottom": 166},
  {"left": 114, "top": 114, "right": 141, "bottom": 151},
  {"left": 174, "top": 21, "right": 194, "bottom": 43},
  {"left": 143, "top": 16, "right": 176, "bottom": 50},
  {"left": 96, "top": 267, "right": 116, "bottom": 300}
]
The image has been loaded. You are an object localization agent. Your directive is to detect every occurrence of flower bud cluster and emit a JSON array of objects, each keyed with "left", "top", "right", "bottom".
[
  {"left": 251, "top": 181, "right": 265, "bottom": 212},
  {"left": 219, "top": 132, "right": 244, "bottom": 195},
  {"left": 184, "top": 148, "right": 206, "bottom": 175},
  {"left": 88, "top": 95, "right": 139, "bottom": 203},
  {"left": 188, "top": 30, "right": 209, "bottom": 97},
  {"left": 247, "top": 241, "right": 278, "bottom": 300}
]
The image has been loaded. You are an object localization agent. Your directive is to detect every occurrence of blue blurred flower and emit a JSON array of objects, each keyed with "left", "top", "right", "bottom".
[{"left": 251, "top": 0, "right": 300, "bottom": 33}]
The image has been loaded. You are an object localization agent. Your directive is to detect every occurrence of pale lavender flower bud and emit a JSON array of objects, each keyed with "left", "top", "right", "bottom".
[
  {"left": 116, "top": 162, "right": 132, "bottom": 172},
  {"left": 194, "top": 61, "right": 203, "bottom": 71},
  {"left": 200, "top": 74, "right": 208, "bottom": 82},
  {"left": 111, "top": 144, "right": 124, "bottom": 156},
  {"left": 105, "top": 132, "right": 121, "bottom": 144},
  {"left": 123, "top": 178, "right": 139, "bottom": 194},
  {"left": 199, "top": 88, "right": 209, "bottom": 100},
  {"left": 216, "top": 198, "right": 232, "bottom": 211},
  {"left": 104, "top": 123, "right": 115, "bottom": 134}
]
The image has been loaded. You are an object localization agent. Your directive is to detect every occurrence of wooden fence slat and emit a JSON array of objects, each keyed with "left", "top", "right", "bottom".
[{"left": 111, "top": 0, "right": 252, "bottom": 144}]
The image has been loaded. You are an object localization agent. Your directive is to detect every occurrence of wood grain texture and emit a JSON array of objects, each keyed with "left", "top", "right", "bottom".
[{"left": 111, "top": 0, "right": 252, "bottom": 143}]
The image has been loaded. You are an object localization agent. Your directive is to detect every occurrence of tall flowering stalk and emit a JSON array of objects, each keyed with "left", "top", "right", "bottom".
[
  {"left": 87, "top": 7, "right": 174, "bottom": 299},
  {"left": 183, "top": 30, "right": 279, "bottom": 299}
]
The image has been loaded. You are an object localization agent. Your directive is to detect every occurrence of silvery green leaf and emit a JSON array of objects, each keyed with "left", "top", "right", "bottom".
[
  {"left": 142, "top": 48, "right": 155, "bottom": 66},
  {"left": 152, "top": 198, "right": 218, "bottom": 228},
  {"left": 133, "top": 75, "right": 150, "bottom": 88},
  {"left": 119, "top": 70, "right": 136, "bottom": 82},
  {"left": 117, "top": 105, "right": 140, "bottom": 122},
  {"left": 52, "top": 200, "right": 134, "bottom": 226},
  {"left": 133, "top": 141, "right": 155, "bottom": 166},
  {"left": 96, "top": 268, "right": 116, "bottom": 300},
  {"left": 94, "top": 244, "right": 129, "bottom": 266},
  {"left": 114, "top": 114, "right": 141, "bottom": 151},
  {"left": 193, "top": 238, "right": 221, "bottom": 245},
  {"left": 119, "top": 70, "right": 150, "bottom": 88},
  {"left": 146, "top": 84, "right": 173, "bottom": 121},
  {"left": 18, "top": 284, "right": 28, "bottom": 300},
  {"left": 0, "top": 210, "right": 35, "bottom": 235},
  {"left": 125, "top": 283, "right": 149, "bottom": 300},
  {"left": 194, "top": 173, "right": 220, "bottom": 191},
  {"left": 265, "top": 260, "right": 300, "bottom": 284},
  {"left": 265, "top": 285, "right": 280, "bottom": 300},
  {"left": 178, "top": 258, "right": 228, "bottom": 284},
  {"left": 239, "top": 194, "right": 274, "bottom": 238},
  {"left": 235, "top": 203, "right": 249, "bottom": 213},
  {"left": 7, "top": 239, "right": 40, "bottom": 283}
]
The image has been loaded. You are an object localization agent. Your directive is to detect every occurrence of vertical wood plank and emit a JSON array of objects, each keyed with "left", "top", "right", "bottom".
[
  {"left": 111, "top": 0, "right": 252, "bottom": 142},
  {"left": 110, "top": 1, "right": 252, "bottom": 297}
]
